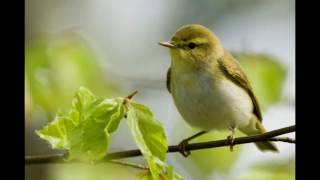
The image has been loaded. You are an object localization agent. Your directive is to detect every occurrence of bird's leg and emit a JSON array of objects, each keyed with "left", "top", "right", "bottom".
[
  {"left": 227, "top": 126, "right": 236, "bottom": 152},
  {"left": 178, "top": 131, "right": 207, "bottom": 157}
]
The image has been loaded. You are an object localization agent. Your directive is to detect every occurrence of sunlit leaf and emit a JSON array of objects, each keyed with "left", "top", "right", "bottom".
[
  {"left": 36, "top": 115, "right": 76, "bottom": 149},
  {"left": 127, "top": 102, "right": 167, "bottom": 160},
  {"left": 36, "top": 87, "right": 125, "bottom": 162},
  {"left": 127, "top": 102, "right": 183, "bottom": 180},
  {"left": 138, "top": 166, "right": 183, "bottom": 180},
  {"left": 36, "top": 87, "right": 184, "bottom": 178},
  {"left": 72, "top": 86, "right": 97, "bottom": 113}
]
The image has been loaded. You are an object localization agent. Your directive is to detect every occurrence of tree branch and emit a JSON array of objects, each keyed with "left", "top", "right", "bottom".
[{"left": 25, "top": 125, "right": 295, "bottom": 164}]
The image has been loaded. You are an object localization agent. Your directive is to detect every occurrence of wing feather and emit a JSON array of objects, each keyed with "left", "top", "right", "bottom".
[
  {"left": 166, "top": 67, "right": 171, "bottom": 93},
  {"left": 218, "top": 52, "right": 263, "bottom": 121}
]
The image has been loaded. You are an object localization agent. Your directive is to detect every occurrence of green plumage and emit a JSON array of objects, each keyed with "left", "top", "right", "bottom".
[{"left": 161, "top": 24, "right": 278, "bottom": 152}]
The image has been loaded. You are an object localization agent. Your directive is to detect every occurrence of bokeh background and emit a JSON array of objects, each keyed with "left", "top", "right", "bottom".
[{"left": 25, "top": 0, "right": 295, "bottom": 179}]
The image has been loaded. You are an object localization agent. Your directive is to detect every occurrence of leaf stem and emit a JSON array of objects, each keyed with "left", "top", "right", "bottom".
[{"left": 109, "top": 160, "right": 148, "bottom": 170}]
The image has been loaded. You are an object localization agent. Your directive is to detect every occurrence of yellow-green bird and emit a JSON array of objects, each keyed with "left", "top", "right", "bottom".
[{"left": 159, "top": 24, "right": 278, "bottom": 156}]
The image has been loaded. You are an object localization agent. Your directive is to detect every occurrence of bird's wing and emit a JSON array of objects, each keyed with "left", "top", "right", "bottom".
[
  {"left": 218, "top": 52, "right": 262, "bottom": 121},
  {"left": 166, "top": 67, "right": 171, "bottom": 93}
]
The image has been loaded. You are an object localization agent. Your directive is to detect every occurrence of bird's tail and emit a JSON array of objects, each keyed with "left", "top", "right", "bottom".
[{"left": 239, "top": 117, "right": 278, "bottom": 152}]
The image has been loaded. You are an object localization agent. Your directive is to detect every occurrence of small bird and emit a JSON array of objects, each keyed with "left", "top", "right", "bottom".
[{"left": 159, "top": 24, "right": 278, "bottom": 156}]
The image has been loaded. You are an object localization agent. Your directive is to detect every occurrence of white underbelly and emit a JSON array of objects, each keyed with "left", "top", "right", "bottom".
[{"left": 172, "top": 73, "right": 253, "bottom": 131}]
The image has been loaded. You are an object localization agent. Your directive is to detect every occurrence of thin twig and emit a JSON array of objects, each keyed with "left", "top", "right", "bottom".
[
  {"left": 126, "top": 91, "right": 138, "bottom": 100},
  {"left": 123, "top": 90, "right": 138, "bottom": 115},
  {"left": 25, "top": 125, "right": 295, "bottom": 164},
  {"left": 109, "top": 160, "right": 148, "bottom": 170},
  {"left": 25, "top": 155, "right": 148, "bottom": 170},
  {"left": 269, "top": 137, "right": 295, "bottom": 143},
  {"left": 25, "top": 154, "right": 66, "bottom": 164}
]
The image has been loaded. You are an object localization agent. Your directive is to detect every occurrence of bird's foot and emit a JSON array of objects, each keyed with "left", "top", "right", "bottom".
[
  {"left": 178, "top": 139, "right": 191, "bottom": 157},
  {"left": 177, "top": 131, "right": 207, "bottom": 157},
  {"left": 227, "top": 135, "right": 235, "bottom": 152}
]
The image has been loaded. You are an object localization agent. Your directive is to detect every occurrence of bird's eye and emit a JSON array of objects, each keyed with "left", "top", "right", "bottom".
[{"left": 188, "top": 42, "right": 196, "bottom": 49}]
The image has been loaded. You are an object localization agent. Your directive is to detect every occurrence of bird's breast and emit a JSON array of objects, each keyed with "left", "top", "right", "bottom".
[{"left": 171, "top": 69, "right": 253, "bottom": 131}]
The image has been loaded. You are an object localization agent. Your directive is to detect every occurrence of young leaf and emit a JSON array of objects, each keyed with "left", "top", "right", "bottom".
[
  {"left": 138, "top": 164, "right": 184, "bottom": 180},
  {"left": 126, "top": 102, "right": 183, "bottom": 180},
  {"left": 127, "top": 102, "right": 167, "bottom": 160},
  {"left": 36, "top": 87, "right": 184, "bottom": 178},
  {"left": 35, "top": 115, "right": 76, "bottom": 149},
  {"left": 72, "top": 86, "right": 97, "bottom": 113},
  {"left": 68, "top": 116, "right": 110, "bottom": 161},
  {"left": 68, "top": 98, "right": 124, "bottom": 161},
  {"left": 36, "top": 87, "right": 125, "bottom": 162}
]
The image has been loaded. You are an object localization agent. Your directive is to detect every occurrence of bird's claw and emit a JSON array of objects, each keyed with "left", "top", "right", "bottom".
[
  {"left": 178, "top": 139, "right": 191, "bottom": 157},
  {"left": 227, "top": 135, "right": 235, "bottom": 152}
]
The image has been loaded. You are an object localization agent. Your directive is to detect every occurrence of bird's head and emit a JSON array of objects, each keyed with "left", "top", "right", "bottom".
[{"left": 159, "top": 24, "right": 224, "bottom": 69}]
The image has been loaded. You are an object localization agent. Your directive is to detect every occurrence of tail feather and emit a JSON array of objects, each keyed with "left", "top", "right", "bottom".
[{"left": 239, "top": 117, "right": 278, "bottom": 152}]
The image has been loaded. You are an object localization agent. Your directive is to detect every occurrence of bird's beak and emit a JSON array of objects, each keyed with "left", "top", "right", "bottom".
[{"left": 158, "top": 41, "right": 177, "bottom": 49}]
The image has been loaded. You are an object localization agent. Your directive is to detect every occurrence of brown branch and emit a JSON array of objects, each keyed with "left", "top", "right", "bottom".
[
  {"left": 25, "top": 125, "right": 295, "bottom": 165},
  {"left": 125, "top": 90, "right": 138, "bottom": 100},
  {"left": 269, "top": 137, "right": 295, "bottom": 143},
  {"left": 123, "top": 91, "right": 138, "bottom": 114}
]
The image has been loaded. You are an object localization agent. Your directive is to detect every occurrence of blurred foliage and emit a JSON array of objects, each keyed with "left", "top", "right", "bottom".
[
  {"left": 239, "top": 158, "right": 295, "bottom": 180},
  {"left": 234, "top": 53, "right": 287, "bottom": 111},
  {"left": 25, "top": 32, "right": 121, "bottom": 121},
  {"left": 48, "top": 163, "right": 141, "bottom": 180},
  {"left": 189, "top": 131, "right": 242, "bottom": 173}
]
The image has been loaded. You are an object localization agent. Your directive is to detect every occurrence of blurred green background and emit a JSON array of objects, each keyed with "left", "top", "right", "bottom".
[{"left": 25, "top": 0, "right": 295, "bottom": 179}]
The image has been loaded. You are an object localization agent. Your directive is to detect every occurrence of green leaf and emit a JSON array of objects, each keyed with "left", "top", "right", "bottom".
[
  {"left": 138, "top": 167, "right": 183, "bottom": 180},
  {"left": 36, "top": 87, "right": 184, "bottom": 177},
  {"left": 68, "top": 97, "right": 124, "bottom": 162},
  {"left": 36, "top": 87, "right": 125, "bottom": 162},
  {"left": 233, "top": 53, "right": 286, "bottom": 110},
  {"left": 127, "top": 102, "right": 167, "bottom": 160},
  {"left": 105, "top": 100, "right": 125, "bottom": 133},
  {"left": 72, "top": 86, "right": 97, "bottom": 113},
  {"left": 68, "top": 116, "right": 109, "bottom": 161},
  {"left": 35, "top": 115, "right": 76, "bottom": 149},
  {"left": 127, "top": 102, "right": 183, "bottom": 180}
]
